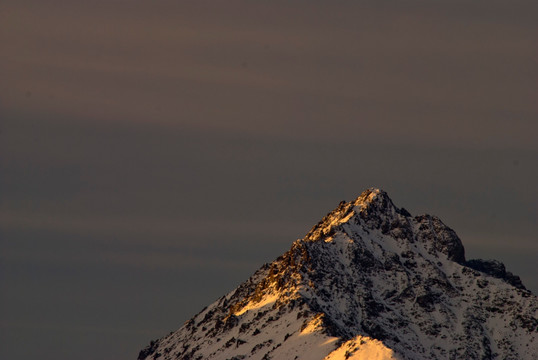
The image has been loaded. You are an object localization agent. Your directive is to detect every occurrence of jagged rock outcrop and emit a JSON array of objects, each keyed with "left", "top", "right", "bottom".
[{"left": 138, "top": 188, "right": 537, "bottom": 360}]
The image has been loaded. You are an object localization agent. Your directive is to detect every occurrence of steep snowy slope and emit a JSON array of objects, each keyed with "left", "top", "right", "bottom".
[{"left": 139, "top": 188, "right": 537, "bottom": 360}]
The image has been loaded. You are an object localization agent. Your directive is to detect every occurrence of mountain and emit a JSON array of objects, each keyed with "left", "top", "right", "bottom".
[{"left": 138, "top": 188, "right": 537, "bottom": 360}]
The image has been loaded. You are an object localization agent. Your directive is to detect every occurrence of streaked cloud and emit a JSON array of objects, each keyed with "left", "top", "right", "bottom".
[{"left": 2, "top": 1, "right": 536, "bottom": 146}]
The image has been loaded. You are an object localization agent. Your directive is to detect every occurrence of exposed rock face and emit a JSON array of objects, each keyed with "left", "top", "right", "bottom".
[
  {"left": 465, "top": 259, "right": 526, "bottom": 290},
  {"left": 138, "top": 188, "right": 537, "bottom": 360}
]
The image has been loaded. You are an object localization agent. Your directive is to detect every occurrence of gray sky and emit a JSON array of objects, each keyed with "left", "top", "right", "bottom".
[{"left": 1, "top": 1, "right": 537, "bottom": 360}]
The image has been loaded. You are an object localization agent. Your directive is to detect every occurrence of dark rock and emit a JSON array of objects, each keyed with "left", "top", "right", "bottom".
[{"left": 466, "top": 259, "right": 527, "bottom": 290}]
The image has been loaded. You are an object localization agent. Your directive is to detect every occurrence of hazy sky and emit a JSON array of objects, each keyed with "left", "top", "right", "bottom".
[{"left": 1, "top": 1, "right": 537, "bottom": 360}]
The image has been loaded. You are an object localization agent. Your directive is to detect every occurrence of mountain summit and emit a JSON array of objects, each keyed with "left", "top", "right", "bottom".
[{"left": 139, "top": 188, "right": 537, "bottom": 360}]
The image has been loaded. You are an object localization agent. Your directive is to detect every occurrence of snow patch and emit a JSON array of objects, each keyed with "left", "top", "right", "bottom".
[{"left": 324, "top": 336, "right": 399, "bottom": 360}]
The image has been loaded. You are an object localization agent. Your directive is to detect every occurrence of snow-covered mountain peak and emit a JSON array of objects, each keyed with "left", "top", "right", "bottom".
[
  {"left": 352, "top": 187, "right": 392, "bottom": 209},
  {"left": 304, "top": 188, "right": 465, "bottom": 265},
  {"left": 139, "top": 189, "right": 537, "bottom": 360},
  {"left": 304, "top": 188, "right": 398, "bottom": 242}
]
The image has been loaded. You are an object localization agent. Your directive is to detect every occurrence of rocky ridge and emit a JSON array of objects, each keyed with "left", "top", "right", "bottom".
[{"left": 139, "top": 188, "right": 537, "bottom": 360}]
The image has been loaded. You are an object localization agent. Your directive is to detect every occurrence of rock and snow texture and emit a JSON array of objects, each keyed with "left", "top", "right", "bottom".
[{"left": 138, "top": 188, "right": 538, "bottom": 360}]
